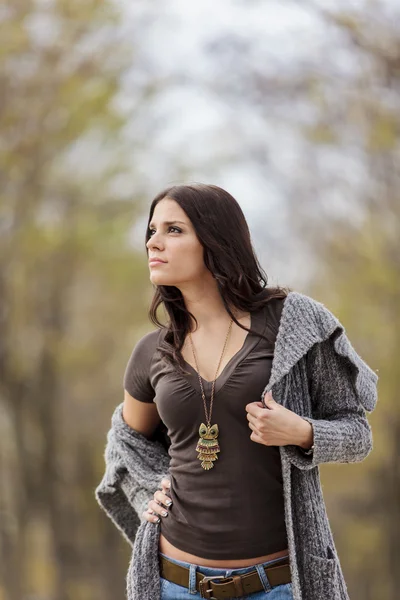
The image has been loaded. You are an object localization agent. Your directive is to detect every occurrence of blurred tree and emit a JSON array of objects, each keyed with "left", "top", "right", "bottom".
[
  {"left": 303, "top": 9, "right": 400, "bottom": 598},
  {"left": 2, "top": 0, "right": 399, "bottom": 599},
  {"left": 308, "top": 203, "right": 399, "bottom": 600},
  {"left": 0, "top": 1, "right": 159, "bottom": 599}
]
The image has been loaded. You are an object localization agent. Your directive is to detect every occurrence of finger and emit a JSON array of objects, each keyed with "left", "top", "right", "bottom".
[
  {"left": 155, "top": 489, "right": 173, "bottom": 508},
  {"left": 246, "top": 413, "right": 257, "bottom": 425},
  {"left": 143, "top": 508, "right": 161, "bottom": 524},
  {"left": 250, "top": 430, "right": 261, "bottom": 443},
  {"left": 161, "top": 478, "right": 171, "bottom": 490},
  {"left": 248, "top": 421, "right": 261, "bottom": 437},
  {"left": 149, "top": 499, "right": 169, "bottom": 518}
]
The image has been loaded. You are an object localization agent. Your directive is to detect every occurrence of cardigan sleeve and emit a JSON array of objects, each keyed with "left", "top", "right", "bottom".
[
  {"left": 94, "top": 444, "right": 140, "bottom": 548},
  {"left": 94, "top": 405, "right": 171, "bottom": 545},
  {"left": 285, "top": 332, "right": 377, "bottom": 470}
]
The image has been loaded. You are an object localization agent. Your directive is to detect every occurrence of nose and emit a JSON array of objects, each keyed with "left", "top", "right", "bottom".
[{"left": 146, "top": 232, "right": 162, "bottom": 250}]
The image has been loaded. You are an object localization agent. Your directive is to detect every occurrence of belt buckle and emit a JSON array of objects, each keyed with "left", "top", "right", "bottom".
[{"left": 199, "top": 575, "right": 234, "bottom": 599}]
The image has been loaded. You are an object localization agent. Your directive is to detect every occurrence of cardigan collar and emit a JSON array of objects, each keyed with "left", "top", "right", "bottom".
[{"left": 262, "top": 291, "right": 378, "bottom": 412}]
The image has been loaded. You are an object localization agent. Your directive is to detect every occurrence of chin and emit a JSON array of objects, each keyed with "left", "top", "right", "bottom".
[{"left": 150, "top": 275, "right": 175, "bottom": 286}]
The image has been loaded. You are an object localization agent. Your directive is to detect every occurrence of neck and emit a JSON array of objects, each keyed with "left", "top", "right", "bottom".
[{"left": 179, "top": 285, "right": 245, "bottom": 331}]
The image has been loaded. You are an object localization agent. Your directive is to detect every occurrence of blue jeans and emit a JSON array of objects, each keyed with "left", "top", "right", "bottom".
[{"left": 159, "top": 552, "right": 294, "bottom": 599}]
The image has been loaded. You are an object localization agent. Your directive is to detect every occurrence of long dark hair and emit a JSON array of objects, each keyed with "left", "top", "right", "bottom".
[{"left": 145, "top": 183, "right": 292, "bottom": 375}]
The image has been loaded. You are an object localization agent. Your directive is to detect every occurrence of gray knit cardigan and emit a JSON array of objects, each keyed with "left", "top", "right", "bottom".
[{"left": 95, "top": 290, "right": 378, "bottom": 600}]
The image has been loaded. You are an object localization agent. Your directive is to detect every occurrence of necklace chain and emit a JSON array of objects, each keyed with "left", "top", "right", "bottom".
[{"left": 188, "top": 318, "right": 233, "bottom": 425}]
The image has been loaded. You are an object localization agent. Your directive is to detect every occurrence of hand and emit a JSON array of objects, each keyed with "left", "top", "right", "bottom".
[
  {"left": 143, "top": 477, "right": 173, "bottom": 524},
  {"left": 246, "top": 391, "right": 309, "bottom": 447}
]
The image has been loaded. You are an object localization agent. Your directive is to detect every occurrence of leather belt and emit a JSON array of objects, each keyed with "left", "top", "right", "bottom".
[{"left": 159, "top": 554, "right": 291, "bottom": 599}]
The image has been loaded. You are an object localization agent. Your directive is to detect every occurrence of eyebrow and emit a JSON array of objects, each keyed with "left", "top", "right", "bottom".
[{"left": 148, "top": 220, "right": 187, "bottom": 228}]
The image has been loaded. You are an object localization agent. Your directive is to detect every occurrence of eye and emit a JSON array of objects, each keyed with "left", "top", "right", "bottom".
[{"left": 148, "top": 226, "right": 182, "bottom": 236}]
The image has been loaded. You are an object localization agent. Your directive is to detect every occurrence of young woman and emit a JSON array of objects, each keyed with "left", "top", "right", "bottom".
[{"left": 104, "top": 182, "right": 377, "bottom": 600}]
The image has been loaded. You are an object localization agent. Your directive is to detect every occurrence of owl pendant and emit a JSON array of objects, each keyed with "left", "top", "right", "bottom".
[{"left": 196, "top": 423, "right": 220, "bottom": 470}]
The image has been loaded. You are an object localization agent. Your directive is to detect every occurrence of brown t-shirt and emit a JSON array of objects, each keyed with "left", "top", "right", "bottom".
[{"left": 123, "top": 297, "right": 288, "bottom": 559}]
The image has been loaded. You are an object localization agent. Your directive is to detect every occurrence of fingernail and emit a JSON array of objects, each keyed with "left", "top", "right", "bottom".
[
  {"left": 162, "top": 511, "right": 168, "bottom": 517},
  {"left": 155, "top": 518, "right": 160, "bottom": 524},
  {"left": 165, "top": 500, "right": 172, "bottom": 506}
]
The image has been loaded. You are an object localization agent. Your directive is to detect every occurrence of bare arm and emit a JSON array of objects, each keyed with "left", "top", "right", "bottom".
[{"left": 122, "top": 389, "right": 161, "bottom": 439}]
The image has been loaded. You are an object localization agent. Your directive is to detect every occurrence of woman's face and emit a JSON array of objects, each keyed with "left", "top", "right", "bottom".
[{"left": 146, "top": 198, "right": 208, "bottom": 288}]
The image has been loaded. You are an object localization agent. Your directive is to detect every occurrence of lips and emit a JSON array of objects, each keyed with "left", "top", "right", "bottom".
[{"left": 149, "top": 259, "right": 166, "bottom": 264}]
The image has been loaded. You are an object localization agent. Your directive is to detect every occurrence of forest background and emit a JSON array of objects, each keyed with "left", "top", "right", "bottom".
[{"left": 0, "top": 1, "right": 398, "bottom": 599}]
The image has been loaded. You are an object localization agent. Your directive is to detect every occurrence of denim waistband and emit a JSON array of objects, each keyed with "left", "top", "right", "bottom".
[{"left": 159, "top": 551, "right": 289, "bottom": 579}]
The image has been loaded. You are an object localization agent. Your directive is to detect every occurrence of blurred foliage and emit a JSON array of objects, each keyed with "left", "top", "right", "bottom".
[
  {"left": 0, "top": 1, "right": 155, "bottom": 599},
  {"left": 0, "top": 1, "right": 399, "bottom": 600},
  {"left": 308, "top": 202, "right": 399, "bottom": 599},
  {"left": 299, "top": 7, "right": 400, "bottom": 600}
]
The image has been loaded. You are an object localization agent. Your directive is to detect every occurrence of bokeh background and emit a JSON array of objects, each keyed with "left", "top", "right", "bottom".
[{"left": 0, "top": 1, "right": 398, "bottom": 599}]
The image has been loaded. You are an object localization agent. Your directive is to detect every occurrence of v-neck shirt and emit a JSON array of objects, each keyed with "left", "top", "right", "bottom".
[
  {"left": 123, "top": 296, "right": 287, "bottom": 559},
  {"left": 173, "top": 307, "right": 267, "bottom": 396}
]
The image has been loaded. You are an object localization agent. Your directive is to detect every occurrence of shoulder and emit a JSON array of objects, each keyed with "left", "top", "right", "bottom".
[
  {"left": 286, "top": 291, "right": 378, "bottom": 412},
  {"left": 267, "top": 290, "right": 343, "bottom": 384},
  {"left": 123, "top": 327, "right": 165, "bottom": 401},
  {"left": 133, "top": 327, "right": 164, "bottom": 347},
  {"left": 283, "top": 290, "right": 329, "bottom": 312},
  {"left": 124, "top": 328, "right": 165, "bottom": 373},
  {"left": 281, "top": 290, "right": 340, "bottom": 335},
  {"left": 262, "top": 294, "right": 286, "bottom": 325},
  {"left": 128, "top": 327, "right": 165, "bottom": 359}
]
